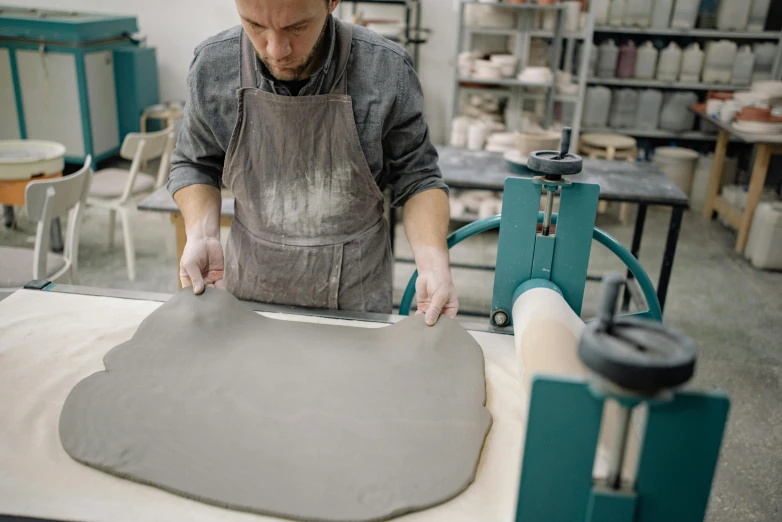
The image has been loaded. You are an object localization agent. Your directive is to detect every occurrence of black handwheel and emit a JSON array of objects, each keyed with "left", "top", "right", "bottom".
[
  {"left": 527, "top": 127, "right": 584, "bottom": 178},
  {"left": 578, "top": 274, "right": 696, "bottom": 393}
]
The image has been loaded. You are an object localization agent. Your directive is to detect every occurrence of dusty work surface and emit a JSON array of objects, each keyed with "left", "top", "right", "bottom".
[
  {"left": 0, "top": 289, "right": 522, "bottom": 522},
  {"left": 59, "top": 289, "right": 492, "bottom": 522}
]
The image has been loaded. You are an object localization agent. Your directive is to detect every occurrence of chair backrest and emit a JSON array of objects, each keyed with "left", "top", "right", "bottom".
[
  {"left": 25, "top": 156, "right": 93, "bottom": 280},
  {"left": 117, "top": 126, "right": 176, "bottom": 201}
]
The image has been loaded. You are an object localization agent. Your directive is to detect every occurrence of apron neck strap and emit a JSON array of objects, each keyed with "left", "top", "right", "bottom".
[
  {"left": 330, "top": 19, "right": 353, "bottom": 95},
  {"left": 239, "top": 19, "right": 354, "bottom": 94},
  {"left": 240, "top": 29, "right": 257, "bottom": 89}
]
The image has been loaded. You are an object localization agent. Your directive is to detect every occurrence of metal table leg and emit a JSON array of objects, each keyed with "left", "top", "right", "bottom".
[
  {"left": 657, "top": 206, "right": 684, "bottom": 313},
  {"left": 3, "top": 205, "right": 14, "bottom": 228},
  {"left": 622, "top": 203, "right": 647, "bottom": 311}
]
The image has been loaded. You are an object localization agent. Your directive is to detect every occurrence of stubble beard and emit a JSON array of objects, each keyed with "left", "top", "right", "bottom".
[{"left": 261, "top": 16, "right": 329, "bottom": 82}]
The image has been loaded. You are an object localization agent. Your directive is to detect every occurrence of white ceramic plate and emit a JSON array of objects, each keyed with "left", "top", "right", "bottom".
[
  {"left": 732, "top": 120, "right": 782, "bottom": 134},
  {"left": 580, "top": 133, "right": 636, "bottom": 150}
]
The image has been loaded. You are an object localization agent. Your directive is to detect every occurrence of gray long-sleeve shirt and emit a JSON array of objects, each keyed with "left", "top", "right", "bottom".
[{"left": 168, "top": 16, "right": 447, "bottom": 208}]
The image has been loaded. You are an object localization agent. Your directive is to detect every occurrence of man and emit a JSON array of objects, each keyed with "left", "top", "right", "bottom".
[{"left": 169, "top": 0, "right": 457, "bottom": 325}]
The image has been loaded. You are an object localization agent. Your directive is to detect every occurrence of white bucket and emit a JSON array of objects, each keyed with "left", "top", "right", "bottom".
[{"left": 653, "top": 146, "right": 699, "bottom": 197}]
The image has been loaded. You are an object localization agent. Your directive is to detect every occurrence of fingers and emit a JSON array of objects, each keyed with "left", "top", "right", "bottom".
[
  {"left": 182, "top": 258, "right": 206, "bottom": 295},
  {"left": 425, "top": 289, "right": 449, "bottom": 326}
]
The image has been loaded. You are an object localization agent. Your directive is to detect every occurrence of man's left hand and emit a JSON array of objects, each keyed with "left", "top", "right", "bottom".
[{"left": 414, "top": 247, "right": 459, "bottom": 326}]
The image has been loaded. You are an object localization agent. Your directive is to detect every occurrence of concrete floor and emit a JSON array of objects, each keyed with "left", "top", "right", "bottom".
[{"left": 1, "top": 198, "right": 781, "bottom": 521}]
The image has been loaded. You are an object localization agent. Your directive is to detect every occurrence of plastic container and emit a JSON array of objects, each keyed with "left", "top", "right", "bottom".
[
  {"left": 583, "top": 86, "right": 613, "bottom": 127},
  {"left": 679, "top": 43, "right": 704, "bottom": 83},
  {"left": 653, "top": 146, "right": 699, "bottom": 196},
  {"left": 656, "top": 42, "right": 682, "bottom": 81},
  {"left": 597, "top": 39, "right": 620, "bottom": 78},
  {"left": 670, "top": 0, "right": 700, "bottom": 29},
  {"left": 593, "top": 0, "right": 611, "bottom": 25},
  {"left": 609, "top": 88, "right": 639, "bottom": 128},
  {"left": 659, "top": 91, "right": 698, "bottom": 131},
  {"left": 747, "top": 0, "right": 771, "bottom": 32},
  {"left": 635, "top": 89, "right": 664, "bottom": 129},
  {"left": 745, "top": 202, "right": 782, "bottom": 269},
  {"left": 634, "top": 41, "right": 658, "bottom": 79},
  {"left": 753, "top": 43, "right": 777, "bottom": 81},
  {"left": 651, "top": 0, "right": 674, "bottom": 28},
  {"left": 624, "top": 0, "right": 652, "bottom": 27},
  {"left": 717, "top": 0, "right": 752, "bottom": 31},
  {"left": 732, "top": 46, "right": 756, "bottom": 85},
  {"left": 616, "top": 42, "right": 637, "bottom": 78},
  {"left": 703, "top": 40, "right": 738, "bottom": 84},
  {"left": 609, "top": 0, "right": 626, "bottom": 26}
]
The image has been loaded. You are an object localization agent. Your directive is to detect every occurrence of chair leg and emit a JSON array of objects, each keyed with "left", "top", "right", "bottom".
[
  {"left": 119, "top": 208, "right": 137, "bottom": 282},
  {"left": 108, "top": 209, "right": 117, "bottom": 250}
]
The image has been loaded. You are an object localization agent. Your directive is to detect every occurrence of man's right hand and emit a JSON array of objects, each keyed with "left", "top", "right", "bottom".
[
  {"left": 173, "top": 184, "right": 224, "bottom": 295},
  {"left": 179, "top": 235, "right": 225, "bottom": 294}
]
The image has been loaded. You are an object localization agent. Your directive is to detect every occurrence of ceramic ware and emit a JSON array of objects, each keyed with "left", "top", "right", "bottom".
[{"left": 515, "top": 130, "right": 561, "bottom": 157}]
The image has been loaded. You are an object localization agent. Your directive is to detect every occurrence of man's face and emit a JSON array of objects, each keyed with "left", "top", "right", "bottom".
[{"left": 236, "top": 0, "right": 338, "bottom": 81}]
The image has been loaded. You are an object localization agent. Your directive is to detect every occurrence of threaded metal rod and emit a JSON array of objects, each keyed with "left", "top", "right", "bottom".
[{"left": 542, "top": 190, "right": 555, "bottom": 236}]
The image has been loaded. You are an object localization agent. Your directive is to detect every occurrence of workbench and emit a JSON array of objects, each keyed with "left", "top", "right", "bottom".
[
  {"left": 435, "top": 147, "right": 689, "bottom": 312},
  {"left": 0, "top": 284, "right": 524, "bottom": 522},
  {"left": 693, "top": 112, "right": 782, "bottom": 254}
]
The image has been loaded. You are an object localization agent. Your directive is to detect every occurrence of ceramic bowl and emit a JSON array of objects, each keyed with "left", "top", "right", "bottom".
[
  {"left": 515, "top": 130, "right": 561, "bottom": 157},
  {"left": 737, "top": 106, "right": 773, "bottom": 122},
  {"left": 733, "top": 120, "right": 782, "bottom": 134},
  {"left": 751, "top": 80, "right": 782, "bottom": 98},
  {"left": 517, "top": 67, "right": 553, "bottom": 85}
]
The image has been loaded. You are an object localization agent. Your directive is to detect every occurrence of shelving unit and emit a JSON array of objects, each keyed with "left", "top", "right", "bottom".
[
  {"left": 342, "top": 0, "right": 428, "bottom": 69},
  {"left": 586, "top": 77, "right": 751, "bottom": 91},
  {"left": 581, "top": 127, "right": 724, "bottom": 141},
  {"left": 451, "top": 1, "right": 595, "bottom": 149},
  {"left": 594, "top": 26, "right": 782, "bottom": 40}
]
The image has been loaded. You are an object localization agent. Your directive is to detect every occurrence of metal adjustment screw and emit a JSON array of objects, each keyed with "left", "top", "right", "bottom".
[
  {"left": 492, "top": 309, "right": 509, "bottom": 327},
  {"left": 527, "top": 127, "right": 584, "bottom": 178}
]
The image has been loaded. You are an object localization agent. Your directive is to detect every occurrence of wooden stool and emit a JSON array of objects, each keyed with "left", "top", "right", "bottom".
[{"left": 579, "top": 133, "right": 638, "bottom": 224}]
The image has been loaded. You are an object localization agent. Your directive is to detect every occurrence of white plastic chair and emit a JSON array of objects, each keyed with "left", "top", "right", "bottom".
[
  {"left": 87, "top": 127, "right": 176, "bottom": 281},
  {"left": 0, "top": 156, "right": 93, "bottom": 290}
]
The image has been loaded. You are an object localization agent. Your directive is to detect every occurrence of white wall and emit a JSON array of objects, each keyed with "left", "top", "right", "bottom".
[{"left": 16, "top": 0, "right": 456, "bottom": 143}]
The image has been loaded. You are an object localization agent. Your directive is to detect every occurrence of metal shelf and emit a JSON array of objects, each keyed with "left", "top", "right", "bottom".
[
  {"left": 582, "top": 127, "right": 721, "bottom": 140},
  {"left": 457, "top": 77, "right": 552, "bottom": 88},
  {"left": 593, "top": 26, "right": 781, "bottom": 39},
  {"left": 465, "top": 27, "right": 587, "bottom": 39},
  {"left": 465, "top": 26, "right": 518, "bottom": 36},
  {"left": 586, "top": 77, "right": 751, "bottom": 91},
  {"left": 461, "top": 1, "right": 563, "bottom": 10}
]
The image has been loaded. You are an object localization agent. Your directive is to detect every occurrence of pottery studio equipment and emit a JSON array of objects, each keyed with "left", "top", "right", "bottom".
[{"left": 0, "top": 129, "right": 729, "bottom": 522}]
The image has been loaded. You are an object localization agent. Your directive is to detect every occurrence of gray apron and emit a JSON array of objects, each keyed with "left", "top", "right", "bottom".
[{"left": 222, "top": 21, "right": 393, "bottom": 313}]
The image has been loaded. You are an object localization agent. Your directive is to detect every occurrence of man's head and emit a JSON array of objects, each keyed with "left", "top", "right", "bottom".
[{"left": 236, "top": 0, "right": 340, "bottom": 81}]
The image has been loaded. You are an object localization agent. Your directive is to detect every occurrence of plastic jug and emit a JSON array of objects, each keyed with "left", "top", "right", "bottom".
[
  {"left": 697, "top": 0, "right": 720, "bottom": 28},
  {"left": 583, "top": 86, "right": 612, "bottom": 127},
  {"left": 624, "top": 0, "right": 652, "bottom": 27},
  {"left": 634, "top": 41, "right": 658, "bottom": 79},
  {"left": 609, "top": 0, "right": 626, "bottom": 26},
  {"left": 593, "top": 0, "right": 611, "bottom": 25},
  {"left": 717, "top": 0, "right": 752, "bottom": 31},
  {"left": 703, "top": 40, "right": 737, "bottom": 84},
  {"left": 635, "top": 89, "right": 663, "bottom": 129},
  {"left": 656, "top": 42, "right": 682, "bottom": 81},
  {"left": 609, "top": 88, "right": 639, "bottom": 128},
  {"left": 748, "top": 0, "right": 771, "bottom": 32},
  {"left": 732, "top": 45, "right": 756, "bottom": 85},
  {"left": 745, "top": 202, "right": 782, "bottom": 270},
  {"left": 597, "top": 39, "right": 619, "bottom": 78},
  {"left": 670, "top": 0, "right": 700, "bottom": 29},
  {"left": 651, "top": 0, "right": 674, "bottom": 28},
  {"left": 616, "top": 42, "right": 637, "bottom": 78},
  {"left": 659, "top": 91, "right": 698, "bottom": 131},
  {"left": 753, "top": 43, "right": 777, "bottom": 81},
  {"left": 679, "top": 43, "right": 704, "bottom": 83}
]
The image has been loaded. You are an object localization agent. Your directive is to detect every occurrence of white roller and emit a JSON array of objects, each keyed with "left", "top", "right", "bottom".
[{"left": 512, "top": 287, "right": 641, "bottom": 483}]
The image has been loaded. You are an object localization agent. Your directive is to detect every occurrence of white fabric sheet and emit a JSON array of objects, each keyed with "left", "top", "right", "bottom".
[{"left": 0, "top": 289, "right": 528, "bottom": 522}]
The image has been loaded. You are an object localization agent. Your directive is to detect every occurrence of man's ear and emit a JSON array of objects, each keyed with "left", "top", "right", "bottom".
[{"left": 328, "top": 0, "right": 341, "bottom": 15}]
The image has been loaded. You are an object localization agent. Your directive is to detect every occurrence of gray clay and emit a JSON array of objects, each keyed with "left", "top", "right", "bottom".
[{"left": 59, "top": 288, "right": 492, "bottom": 522}]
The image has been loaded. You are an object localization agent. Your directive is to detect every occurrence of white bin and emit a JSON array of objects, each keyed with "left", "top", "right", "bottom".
[{"left": 745, "top": 201, "right": 782, "bottom": 269}]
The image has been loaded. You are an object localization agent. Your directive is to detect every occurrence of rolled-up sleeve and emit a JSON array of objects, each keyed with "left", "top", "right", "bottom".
[
  {"left": 167, "top": 52, "right": 225, "bottom": 196},
  {"left": 383, "top": 53, "right": 448, "bottom": 208}
]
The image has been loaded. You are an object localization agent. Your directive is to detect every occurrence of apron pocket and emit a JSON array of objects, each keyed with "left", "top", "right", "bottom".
[{"left": 225, "top": 218, "right": 343, "bottom": 309}]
